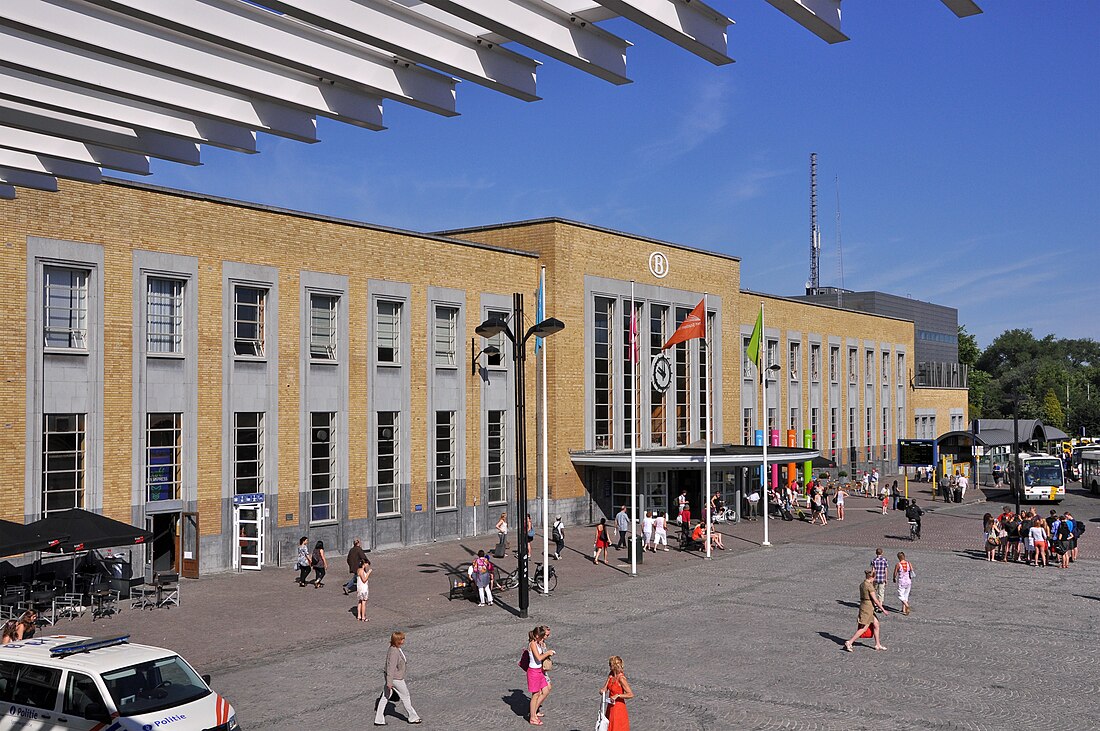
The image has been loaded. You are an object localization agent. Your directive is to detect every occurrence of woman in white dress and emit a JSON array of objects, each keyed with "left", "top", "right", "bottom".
[{"left": 356, "top": 559, "right": 373, "bottom": 622}]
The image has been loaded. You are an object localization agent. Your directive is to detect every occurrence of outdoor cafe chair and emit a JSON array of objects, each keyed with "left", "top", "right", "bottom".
[
  {"left": 28, "top": 587, "right": 57, "bottom": 626},
  {"left": 154, "top": 572, "right": 179, "bottom": 608},
  {"left": 129, "top": 579, "right": 157, "bottom": 610},
  {"left": 54, "top": 592, "right": 87, "bottom": 621}
]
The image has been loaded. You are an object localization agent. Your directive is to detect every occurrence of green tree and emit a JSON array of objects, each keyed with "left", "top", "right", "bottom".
[
  {"left": 958, "top": 324, "right": 980, "bottom": 367},
  {"left": 1042, "top": 389, "right": 1065, "bottom": 429}
]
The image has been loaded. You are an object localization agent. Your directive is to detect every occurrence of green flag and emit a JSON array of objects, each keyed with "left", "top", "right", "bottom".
[{"left": 746, "top": 306, "right": 763, "bottom": 366}]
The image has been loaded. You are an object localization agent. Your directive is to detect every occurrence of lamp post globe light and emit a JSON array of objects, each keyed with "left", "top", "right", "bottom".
[{"left": 476, "top": 293, "right": 564, "bottom": 619}]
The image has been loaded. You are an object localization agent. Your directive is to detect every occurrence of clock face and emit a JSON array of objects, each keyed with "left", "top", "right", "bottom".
[{"left": 651, "top": 354, "right": 672, "bottom": 392}]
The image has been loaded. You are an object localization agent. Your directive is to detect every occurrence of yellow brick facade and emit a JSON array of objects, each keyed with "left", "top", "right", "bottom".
[{"left": 0, "top": 182, "right": 967, "bottom": 573}]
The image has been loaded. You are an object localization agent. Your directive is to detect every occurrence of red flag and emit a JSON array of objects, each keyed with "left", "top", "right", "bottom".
[{"left": 661, "top": 298, "right": 705, "bottom": 350}]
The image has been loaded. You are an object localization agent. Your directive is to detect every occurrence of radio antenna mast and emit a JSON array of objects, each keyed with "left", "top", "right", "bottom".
[
  {"left": 835, "top": 175, "right": 845, "bottom": 307},
  {"left": 807, "top": 152, "right": 820, "bottom": 294}
]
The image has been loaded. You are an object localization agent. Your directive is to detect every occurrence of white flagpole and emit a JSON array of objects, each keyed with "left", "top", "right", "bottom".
[
  {"left": 761, "top": 302, "right": 771, "bottom": 547},
  {"left": 704, "top": 292, "right": 712, "bottom": 559},
  {"left": 630, "top": 280, "right": 638, "bottom": 576},
  {"left": 540, "top": 266, "right": 550, "bottom": 593}
]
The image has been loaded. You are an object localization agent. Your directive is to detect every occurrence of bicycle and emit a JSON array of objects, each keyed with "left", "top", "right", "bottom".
[
  {"left": 494, "top": 562, "right": 557, "bottom": 593},
  {"left": 908, "top": 521, "right": 920, "bottom": 541}
]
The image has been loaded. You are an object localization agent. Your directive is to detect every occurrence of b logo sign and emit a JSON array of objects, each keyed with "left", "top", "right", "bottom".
[{"left": 648, "top": 251, "right": 669, "bottom": 279}]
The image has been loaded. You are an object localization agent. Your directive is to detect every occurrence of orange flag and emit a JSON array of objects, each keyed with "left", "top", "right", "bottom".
[{"left": 661, "top": 298, "right": 705, "bottom": 350}]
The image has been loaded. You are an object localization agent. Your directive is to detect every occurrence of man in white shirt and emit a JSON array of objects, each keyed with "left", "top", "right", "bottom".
[
  {"left": 747, "top": 490, "right": 760, "bottom": 520},
  {"left": 641, "top": 511, "right": 655, "bottom": 552}
]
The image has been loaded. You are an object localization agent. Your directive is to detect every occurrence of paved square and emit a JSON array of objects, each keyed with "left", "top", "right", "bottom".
[{"left": 216, "top": 541, "right": 1100, "bottom": 730}]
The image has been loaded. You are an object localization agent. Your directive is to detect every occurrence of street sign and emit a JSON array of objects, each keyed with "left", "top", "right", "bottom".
[
  {"left": 232, "top": 493, "right": 265, "bottom": 505},
  {"left": 898, "top": 439, "right": 935, "bottom": 467}
]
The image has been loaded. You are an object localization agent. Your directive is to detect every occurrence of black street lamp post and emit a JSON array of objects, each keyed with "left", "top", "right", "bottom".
[{"left": 476, "top": 293, "right": 564, "bottom": 619}]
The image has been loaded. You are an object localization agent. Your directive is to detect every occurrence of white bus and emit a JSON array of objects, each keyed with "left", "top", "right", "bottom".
[
  {"left": 1013, "top": 453, "right": 1065, "bottom": 502},
  {"left": 1082, "top": 449, "right": 1100, "bottom": 495}
]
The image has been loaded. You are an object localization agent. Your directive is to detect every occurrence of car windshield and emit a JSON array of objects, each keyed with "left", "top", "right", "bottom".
[
  {"left": 101, "top": 655, "right": 210, "bottom": 716},
  {"left": 1023, "top": 460, "right": 1062, "bottom": 487}
]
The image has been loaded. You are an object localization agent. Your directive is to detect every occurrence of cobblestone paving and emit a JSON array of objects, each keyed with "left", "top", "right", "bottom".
[
  {"left": 220, "top": 540, "right": 1100, "bottom": 730},
  {"left": 45, "top": 481, "right": 1099, "bottom": 729}
]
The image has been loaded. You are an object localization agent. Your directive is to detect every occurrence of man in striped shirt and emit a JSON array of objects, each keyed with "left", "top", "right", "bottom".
[{"left": 871, "top": 548, "right": 890, "bottom": 612}]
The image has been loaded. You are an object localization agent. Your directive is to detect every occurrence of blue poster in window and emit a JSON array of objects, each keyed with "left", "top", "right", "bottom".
[{"left": 148, "top": 447, "right": 173, "bottom": 501}]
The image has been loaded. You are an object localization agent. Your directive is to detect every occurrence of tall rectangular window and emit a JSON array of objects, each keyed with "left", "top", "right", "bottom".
[
  {"left": 623, "top": 301, "right": 641, "bottom": 446},
  {"left": 743, "top": 407, "right": 754, "bottom": 444},
  {"left": 810, "top": 407, "right": 820, "bottom": 448},
  {"left": 435, "top": 411, "right": 456, "bottom": 509},
  {"left": 789, "top": 407, "right": 800, "bottom": 434},
  {"left": 674, "top": 306, "right": 690, "bottom": 445},
  {"left": 487, "top": 410, "right": 506, "bottom": 504},
  {"left": 810, "top": 344, "right": 821, "bottom": 382},
  {"left": 233, "top": 412, "right": 264, "bottom": 495},
  {"left": 883, "top": 407, "right": 890, "bottom": 455},
  {"left": 743, "top": 336, "right": 755, "bottom": 379},
  {"left": 766, "top": 340, "right": 779, "bottom": 373},
  {"left": 594, "top": 297, "right": 614, "bottom": 449},
  {"left": 882, "top": 352, "right": 891, "bottom": 384},
  {"left": 848, "top": 348, "right": 858, "bottom": 384},
  {"left": 44, "top": 267, "right": 89, "bottom": 349},
  {"left": 866, "top": 350, "right": 875, "bottom": 386},
  {"left": 789, "top": 342, "right": 800, "bottom": 381},
  {"left": 866, "top": 406, "right": 874, "bottom": 461},
  {"left": 309, "top": 294, "right": 338, "bottom": 361},
  {"left": 376, "top": 412, "right": 399, "bottom": 515},
  {"left": 829, "top": 347, "right": 840, "bottom": 384},
  {"left": 848, "top": 407, "right": 857, "bottom": 454},
  {"left": 898, "top": 407, "right": 905, "bottom": 441},
  {"left": 147, "top": 278, "right": 184, "bottom": 354},
  {"left": 310, "top": 412, "right": 336, "bottom": 522},
  {"left": 43, "top": 414, "right": 86, "bottom": 515},
  {"left": 698, "top": 313, "right": 714, "bottom": 440},
  {"left": 767, "top": 407, "right": 777, "bottom": 434},
  {"left": 830, "top": 407, "right": 839, "bottom": 456},
  {"left": 433, "top": 305, "right": 458, "bottom": 367},
  {"left": 484, "top": 309, "right": 508, "bottom": 367},
  {"left": 897, "top": 353, "right": 906, "bottom": 383},
  {"left": 233, "top": 286, "right": 266, "bottom": 357},
  {"left": 147, "top": 413, "right": 181, "bottom": 502},
  {"left": 649, "top": 305, "right": 667, "bottom": 446},
  {"left": 376, "top": 300, "right": 402, "bottom": 364}
]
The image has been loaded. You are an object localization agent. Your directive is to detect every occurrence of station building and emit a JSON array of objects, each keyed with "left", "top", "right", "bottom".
[{"left": 0, "top": 180, "right": 967, "bottom": 576}]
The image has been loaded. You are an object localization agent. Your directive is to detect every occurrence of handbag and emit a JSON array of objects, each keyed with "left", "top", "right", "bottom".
[
  {"left": 542, "top": 658, "right": 553, "bottom": 672},
  {"left": 859, "top": 625, "right": 874, "bottom": 639},
  {"left": 594, "top": 691, "right": 609, "bottom": 731}
]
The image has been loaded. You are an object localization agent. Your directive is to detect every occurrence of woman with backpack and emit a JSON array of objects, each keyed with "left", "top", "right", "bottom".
[
  {"left": 310, "top": 539, "right": 328, "bottom": 588},
  {"left": 472, "top": 549, "right": 494, "bottom": 606}
]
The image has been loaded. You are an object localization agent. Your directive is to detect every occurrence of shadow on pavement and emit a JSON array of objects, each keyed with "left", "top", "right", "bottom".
[
  {"left": 502, "top": 689, "right": 529, "bottom": 719},
  {"left": 1073, "top": 594, "right": 1100, "bottom": 602},
  {"left": 818, "top": 631, "right": 847, "bottom": 647},
  {"left": 836, "top": 600, "right": 859, "bottom": 609}
]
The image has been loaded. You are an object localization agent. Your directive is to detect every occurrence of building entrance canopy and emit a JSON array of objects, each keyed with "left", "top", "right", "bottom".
[{"left": 570, "top": 443, "right": 820, "bottom": 469}]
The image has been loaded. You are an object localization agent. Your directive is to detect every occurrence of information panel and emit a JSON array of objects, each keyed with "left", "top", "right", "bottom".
[{"left": 898, "top": 439, "right": 935, "bottom": 467}]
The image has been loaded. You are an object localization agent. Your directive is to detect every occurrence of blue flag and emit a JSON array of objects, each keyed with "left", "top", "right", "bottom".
[{"left": 534, "top": 276, "right": 545, "bottom": 352}]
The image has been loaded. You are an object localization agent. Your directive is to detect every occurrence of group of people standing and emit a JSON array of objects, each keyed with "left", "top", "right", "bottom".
[
  {"left": 983, "top": 507, "right": 1084, "bottom": 568},
  {"left": 844, "top": 548, "right": 917, "bottom": 652},
  {"left": 295, "top": 535, "right": 374, "bottom": 621},
  {"left": 522, "top": 624, "right": 633, "bottom": 729}
]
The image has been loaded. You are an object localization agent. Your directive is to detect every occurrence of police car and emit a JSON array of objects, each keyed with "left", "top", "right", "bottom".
[{"left": 1, "top": 634, "right": 240, "bottom": 730}]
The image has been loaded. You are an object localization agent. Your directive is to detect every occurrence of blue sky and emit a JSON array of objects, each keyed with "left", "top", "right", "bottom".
[{"left": 126, "top": 2, "right": 1099, "bottom": 348}]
